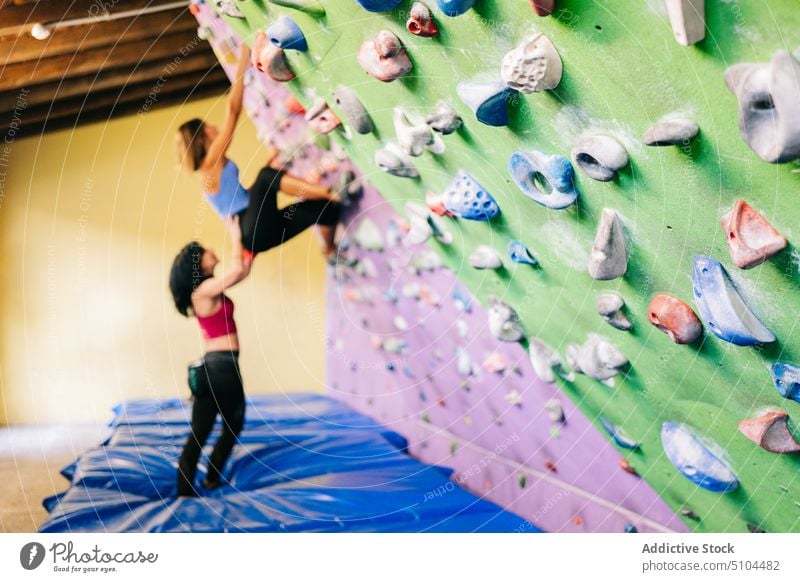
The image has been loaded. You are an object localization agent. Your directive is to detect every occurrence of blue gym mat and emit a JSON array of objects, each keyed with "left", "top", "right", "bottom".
[{"left": 40, "top": 393, "right": 537, "bottom": 532}]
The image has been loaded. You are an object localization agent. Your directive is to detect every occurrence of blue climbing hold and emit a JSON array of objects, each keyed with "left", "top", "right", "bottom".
[
  {"left": 508, "top": 240, "right": 539, "bottom": 266},
  {"left": 661, "top": 422, "right": 739, "bottom": 493},
  {"left": 354, "top": 0, "right": 402, "bottom": 10},
  {"left": 386, "top": 361, "right": 396, "bottom": 372},
  {"left": 625, "top": 523, "right": 638, "bottom": 533},
  {"left": 442, "top": 170, "right": 500, "bottom": 221},
  {"left": 599, "top": 417, "right": 639, "bottom": 450},
  {"left": 770, "top": 362, "right": 800, "bottom": 403},
  {"left": 508, "top": 150, "right": 579, "bottom": 210},
  {"left": 456, "top": 81, "right": 516, "bottom": 127},
  {"left": 267, "top": 16, "right": 308, "bottom": 52},
  {"left": 436, "top": 0, "right": 477, "bottom": 16},
  {"left": 692, "top": 256, "right": 775, "bottom": 346},
  {"left": 452, "top": 286, "right": 472, "bottom": 313}
]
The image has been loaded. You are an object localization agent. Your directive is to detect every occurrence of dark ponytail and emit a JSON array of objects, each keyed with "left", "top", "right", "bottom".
[{"left": 169, "top": 242, "right": 209, "bottom": 317}]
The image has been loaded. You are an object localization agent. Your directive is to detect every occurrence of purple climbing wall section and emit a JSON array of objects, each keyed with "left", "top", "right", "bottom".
[
  {"left": 194, "top": 4, "right": 685, "bottom": 533},
  {"left": 327, "top": 186, "right": 686, "bottom": 533}
]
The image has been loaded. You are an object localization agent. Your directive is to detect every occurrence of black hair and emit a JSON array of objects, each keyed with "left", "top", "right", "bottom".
[
  {"left": 169, "top": 241, "right": 209, "bottom": 317},
  {"left": 177, "top": 118, "right": 207, "bottom": 171}
]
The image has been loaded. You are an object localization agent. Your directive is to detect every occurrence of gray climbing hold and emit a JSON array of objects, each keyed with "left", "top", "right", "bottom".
[
  {"left": 588, "top": 209, "right": 628, "bottom": 280},
  {"left": 597, "top": 292, "right": 632, "bottom": 331},
  {"left": 469, "top": 245, "right": 503, "bottom": 270},
  {"left": 394, "top": 108, "right": 445, "bottom": 157},
  {"left": 487, "top": 296, "right": 525, "bottom": 342},
  {"left": 643, "top": 117, "right": 698, "bottom": 146},
  {"left": 374, "top": 144, "right": 419, "bottom": 178},
  {"left": 571, "top": 135, "right": 629, "bottom": 182},
  {"left": 501, "top": 32, "right": 562, "bottom": 93},
  {"left": 725, "top": 50, "right": 800, "bottom": 164},
  {"left": 333, "top": 86, "right": 374, "bottom": 135},
  {"left": 664, "top": 0, "right": 705, "bottom": 46},
  {"left": 566, "top": 334, "right": 628, "bottom": 382},
  {"left": 426, "top": 101, "right": 463, "bottom": 135},
  {"left": 529, "top": 338, "right": 561, "bottom": 383}
]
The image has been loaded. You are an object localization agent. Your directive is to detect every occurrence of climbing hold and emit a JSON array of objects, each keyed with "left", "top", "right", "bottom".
[
  {"left": 566, "top": 334, "right": 628, "bottom": 382},
  {"left": 456, "top": 319, "right": 468, "bottom": 337},
  {"left": 425, "top": 192, "right": 453, "bottom": 217},
  {"left": 381, "top": 338, "right": 407, "bottom": 354},
  {"left": 544, "top": 459, "right": 557, "bottom": 472},
  {"left": 724, "top": 51, "right": 800, "bottom": 163},
  {"left": 215, "top": 0, "right": 245, "bottom": 18},
  {"left": 393, "top": 108, "right": 445, "bottom": 157},
  {"left": 545, "top": 399, "right": 565, "bottom": 423},
  {"left": 747, "top": 523, "right": 766, "bottom": 533},
  {"left": 771, "top": 362, "right": 800, "bottom": 404},
  {"left": 588, "top": 209, "right": 628, "bottom": 280},
  {"left": 394, "top": 315, "right": 408, "bottom": 331},
  {"left": 353, "top": 217, "right": 384, "bottom": 251},
  {"left": 404, "top": 202, "right": 453, "bottom": 245},
  {"left": 197, "top": 26, "right": 213, "bottom": 40},
  {"left": 501, "top": 32, "right": 562, "bottom": 93},
  {"left": 268, "top": 0, "right": 326, "bottom": 16},
  {"left": 426, "top": 102, "right": 463, "bottom": 135},
  {"left": 600, "top": 417, "right": 640, "bottom": 449},
  {"left": 664, "top": 0, "right": 705, "bottom": 46},
  {"left": 529, "top": 338, "right": 561, "bottom": 383},
  {"left": 597, "top": 293, "right": 632, "bottom": 331},
  {"left": 436, "top": 0, "right": 476, "bottom": 17},
  {"left": 529, "top": 0, "right": 555, "bottom": 16},
  {"left": 483, "top": 352, "right": 508, "bottom": 373},
  {"left": 357, "top": 31, "right": 413, "bottom": 82},
  {"left": 487, "top": 295, "right": 525, "bottom": 342},
  {"left": 382, "top": 288, "right": 399, "bottom": 304},
  {"left": 457, "top": 81, "right": 516, "bottom": 127},
  {"left": 354, "top": 0, "right": 402, "bottom": 10},
  {"left": 661, "top": 422, "right": 739, "bottom": 493},
  {"left": 284, "top": 94, "right": 306, "bottom": 115},
  {"left": 508, "top": 150, "right": 579, "bottom": 210},
  {"left": 625, "top": 523, "right": 638, "bottom": 533},
  {"left": 619, "top": 459, "right": 638, "bottom": 476},
  {"left": 385, "top": 220, "right": 403, "bottom": 248},
  {"left": 508, "top": 240, "right": 539, "bottom": 266},
  {"left": 374, "top": 144, "right": 419, "bottom": 178},
  {"left": 691, "top": 256, "right": 775, "bottom": 346},
  {"left": 721, "top": 199, "right": 787, "bottom": 269},
  {"left": 456, "top": 346, "right": 474, "bottom": 376},
  {"left": 407, "top": 2, "right": 439, "bottom": 37},
  {"left": 643, "top": 117, "right": 698, "bottom": 146},
  {"left": 267, "top": 15, "right": 308, "bottom": 51},
  {"left": 410, "top": 250, "right": 443, "bottom": 273},
  {"left": 252, "top": 33, "right": 295, "bottom": 82},
  {"left": 442, "top": 170, "right": 501, "bottom": 221},
  {"left": 518, "top": 474, "right": 527, "bottom": 488},
  {"left": 332, "top": 86, "right": 374, "bottom": 135},
  {"left": 305, "top": 98, "right": 340, "bottom": 134},
  {"left": 738, "top": 410, "right": 800, "bottom": 454},
  {"left": 505, "top": 389, "right": 523, "bottom": 406},
  {"left": 680, "top": 507, "right": 699, "bottom": 520},
  {"left": 354, "top": 256, "right": 378, "bottom": 278},
  {"left": 386, "top": 361, "right": 396, "bottom": 371},
  {"left": 647, "top": 293, "right": 703, "bottom": 344},
  {"left": 452, "top": 287, "right": 472, "bottom": 313},
  {"left": 571, "top": 135, "right": 629, "bottom": 182},
  {"left": 469, "top": 245, "right": 503, "bottom": 270}
]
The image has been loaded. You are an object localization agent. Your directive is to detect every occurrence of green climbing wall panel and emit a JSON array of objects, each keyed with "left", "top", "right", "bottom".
[{"left": 215, "top": 0, "right": 800, "bottom": 532}]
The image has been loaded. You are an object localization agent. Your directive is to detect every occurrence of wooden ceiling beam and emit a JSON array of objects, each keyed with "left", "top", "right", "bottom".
[
  {"left": 0, "top": 0, "right": 184, "bottom": 36},
  {"left": 3, "top": 80, "right": 230, "bottom": 138},
  {"left": 0, "top": 28, "right": 205, "bottom": 91},
  {"left": 1, "top": 7, "right": 196, "bottom": 65},
  {"left": 0, "top": 50, "right": 223, "bottom": 111},
  {"left": 16, "top": 67, "right": 230, "bottom": 128}
]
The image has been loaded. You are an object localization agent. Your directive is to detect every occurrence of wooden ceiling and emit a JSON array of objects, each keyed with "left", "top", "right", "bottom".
[{"left": 0, "top": 0, "right": 229, "bottom": 137}]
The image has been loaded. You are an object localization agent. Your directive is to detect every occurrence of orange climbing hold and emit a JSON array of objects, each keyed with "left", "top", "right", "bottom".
[
  {"left": 738, "top": 410, "right": 800, "bottom": 454},
  {"left": 647, "top": 293, "right": 703, "bottom": 344},
  {"left": 721, "top": 199, "right": 787, "bottom": 269}
]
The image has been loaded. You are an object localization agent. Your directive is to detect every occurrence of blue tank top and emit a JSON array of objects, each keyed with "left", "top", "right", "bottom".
[{"left": 204, "top": 160, "right": 249, "bottom": 217}]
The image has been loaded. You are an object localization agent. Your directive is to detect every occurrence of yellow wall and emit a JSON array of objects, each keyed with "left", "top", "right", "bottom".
[{"left": 0, "top": 95, "right": 327, "bottom": 425}]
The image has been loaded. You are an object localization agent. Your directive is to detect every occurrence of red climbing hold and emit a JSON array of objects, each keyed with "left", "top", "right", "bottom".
[
  {"left": 647, "top": 293, "right": 703, "bottom": 344},
  {"left": 544, "top": 459, "right": 558, "bottom": 473},
  {"left": 529, "top": 0, "right": 555, "bottom": 16},
  {"left": 619, "top": 458, "right": 639, "bottom": 476},
  {"left": 284, "top": 94, "right": 306, "bottom": 116},
  {"left": 407, "top": 2, "right": 439, "bottom": 37},
  {"left": 738, "top": 410, "right": 800, "bottom": 454},
  {"left": 721, "top": 199, "right": 787, "bottom": 269}
]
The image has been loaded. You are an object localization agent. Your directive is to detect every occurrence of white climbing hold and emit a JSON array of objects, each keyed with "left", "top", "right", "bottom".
[
  {"left": 588, "top": 209, "right": 628, "bottom": 280},
  {"left": 664, "top": 0, "right": 705, "bottom": 46},
  {"left": 374, "top": 144, "right": 419, "bottom": 178},
  {"left": 393, "top": 108, "right": 445, "bottom": 157},
  {"left": 469, "top": 245, "right": 503, "bottom": 270},
  {"left": 501, "top": 32, "right": 562, "bottom": 93},
  {"left": 544, "top": 399, "right": 565, "bottom": 423},
  {"left": 487, "top": 296, "right": 525, "bottom": 342},
  {"left": 571, "top": 135, "right": 629, "bottom": 182},
  {"left": 597, "top": 292, "right": 632, "bottom": 331},
  {"left": 528, "top": 338, "right": 561, "bottom": 383},
  {"left": 353, "top": 217, "right": 384, "bottom": 251},
  {"left": 566, "top": 334, "right": 628, "bottom": 382},
  {"left": 504, "top": 389, "right": 524, "bottom": 406}
]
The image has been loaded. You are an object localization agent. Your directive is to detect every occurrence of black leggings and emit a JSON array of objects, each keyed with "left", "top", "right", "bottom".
[
  {"left": 239, "top": 166, "right": 340, "bottom": 253},
  {"left": 177, "top": 350, "right": 245, "bottom": 496}
]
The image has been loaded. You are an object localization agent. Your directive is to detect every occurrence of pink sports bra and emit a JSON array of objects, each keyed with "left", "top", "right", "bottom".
[{"left": 196, "top": 295, "right": 237, "bottom": 340}]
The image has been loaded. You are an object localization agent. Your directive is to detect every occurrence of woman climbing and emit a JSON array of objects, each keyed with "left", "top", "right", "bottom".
[
  {"left": 169, "top": 215, "right": 251, "bottom": 497},
  {"left": 176, "top": 43, "right": 343, "bottom": 261}
]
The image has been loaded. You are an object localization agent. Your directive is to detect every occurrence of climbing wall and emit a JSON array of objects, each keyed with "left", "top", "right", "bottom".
[{"left": 195, "top": 0, "right": 800, "bottom": 532}]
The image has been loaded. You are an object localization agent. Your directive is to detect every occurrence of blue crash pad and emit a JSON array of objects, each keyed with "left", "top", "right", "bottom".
[{"left": 40, "top": 393, "right": 537, "bottom": 533}]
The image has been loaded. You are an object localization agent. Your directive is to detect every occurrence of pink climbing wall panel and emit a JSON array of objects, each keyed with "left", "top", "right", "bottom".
[{"left": 194, "top": 4, "right": 685, "bottom": 533}]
